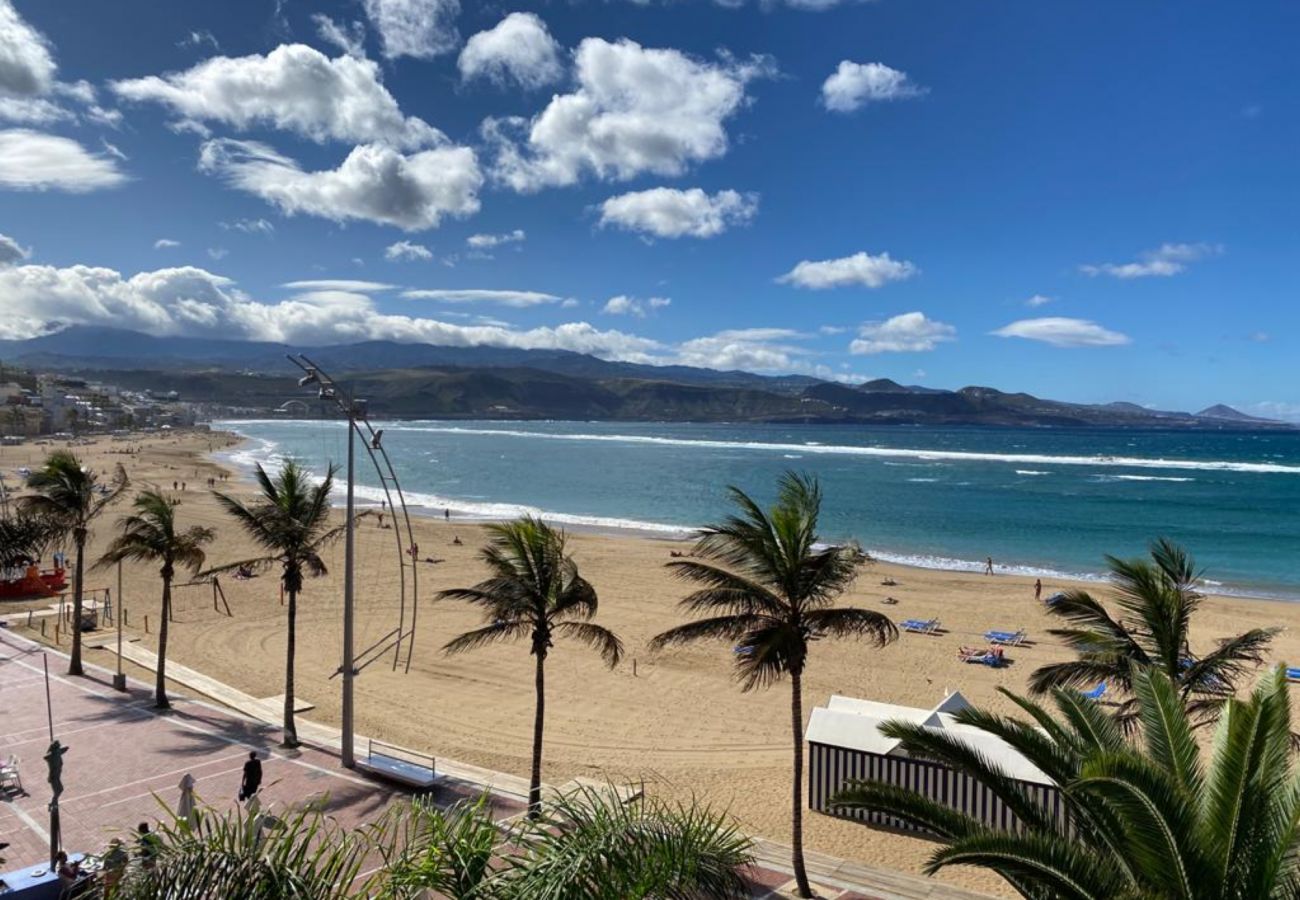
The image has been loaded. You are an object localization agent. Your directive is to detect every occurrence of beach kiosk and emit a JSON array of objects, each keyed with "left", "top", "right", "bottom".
[{"left": 805, "top": 691, "right": 1065, "bottom": 833}]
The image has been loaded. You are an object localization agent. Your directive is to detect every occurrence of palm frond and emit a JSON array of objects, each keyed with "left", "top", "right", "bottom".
[
  {"left": 442, "top": 620, "right": 533, "bottom": 655},
  {"left": 553, "top": 621, "right": 623, "bottom": 668},
  {"left": 649, "top": 615, "right": 763, "bottom": 651},
  {"left": 802, "top": 607, "right": 897, "bottom": 646}
]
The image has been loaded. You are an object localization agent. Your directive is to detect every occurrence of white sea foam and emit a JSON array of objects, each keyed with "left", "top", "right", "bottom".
[
  {"left": 1093, "top": 474, "right": 1195, "bottom": 483},
  {"left": 1015, "top": 469, "right": 1050, "bottom": 476},
  {"left": 349, "top": 423, "right": 1300, "bottom": 475}
]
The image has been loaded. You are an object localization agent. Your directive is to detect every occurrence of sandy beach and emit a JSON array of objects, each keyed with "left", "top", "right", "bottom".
[{"left": 5, "top": 429, "right": 1299, "bottom": 896}]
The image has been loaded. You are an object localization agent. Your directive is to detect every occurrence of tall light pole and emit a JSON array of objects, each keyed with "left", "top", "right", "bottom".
[
  {"left": 113, "top": 560, "right": 126, "bottom": 692},
  {"left": 286, "top": 355, "right": 420, "bottom": 771},
  {"left": 289, "top": 362, "right": 359, "bottom": 769},
  {"left": 340, "top": 397, "right": 360, "bottom": 769}
]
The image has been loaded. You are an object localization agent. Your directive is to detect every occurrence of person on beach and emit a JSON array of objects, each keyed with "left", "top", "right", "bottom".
[
  {"left": 1034, "top": 578, "right": 1042, "bottom": 601},
  {"left": 239, "top": 751, "right": 262, "bottom": 802},
  {"left": 444, "top": 507, "right": 450, "bottom": 521},
  {"left": 984, "top": 557, "right": 994, "bottom": 575}
]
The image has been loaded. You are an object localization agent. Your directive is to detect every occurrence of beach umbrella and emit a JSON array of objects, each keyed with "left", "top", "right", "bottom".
[{"left": 177, "top": 772, "right": 197, "bottom": 827}]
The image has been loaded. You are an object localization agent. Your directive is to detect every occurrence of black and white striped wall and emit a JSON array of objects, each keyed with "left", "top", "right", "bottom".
[{"left": 808, "top": 742, "right": 1067, "bottom": 834}]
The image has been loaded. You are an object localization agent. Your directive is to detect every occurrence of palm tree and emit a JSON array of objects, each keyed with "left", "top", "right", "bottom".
[
  {"left": 437, "top": 517, "right": 623, "bottom": 818},
  {"left": 96, "top": 489, "right": 214, "bottom": 709},
  {"left": 21, "top": 450, "right": 128, "bottom": 675},
  {"left": 831, "top": 667, "right": 1300, "bottom": 899},
  {"left": 1028, "top": 538, "right": 1277, "bottom": 727},
  {"left": 649, "top": 471, "right": 897, "bottom": 899},
  {"left": 212, "top": 460, "right": 342, "bottom": 747},
  {"left": 0, "top": 511, "right": 57, "bottom": 568},
  {"left": 113, "top": 784, "right": 753, "bottom": 899}
]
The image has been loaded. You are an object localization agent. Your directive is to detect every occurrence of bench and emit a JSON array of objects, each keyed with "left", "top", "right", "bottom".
[{"left": 355, "top": 740, "right": 438, "bottom": 790}]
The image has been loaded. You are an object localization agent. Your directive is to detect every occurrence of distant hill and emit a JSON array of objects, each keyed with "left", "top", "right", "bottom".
[
  {"left": 1195, "top": 404, "right": 1276, "bottom": 424},
  {"left": 0, "top": 325, "right": 821, "bottom": 394},
  {"left": 1, "top": 326, "right": 1291, "bottom": 430}
]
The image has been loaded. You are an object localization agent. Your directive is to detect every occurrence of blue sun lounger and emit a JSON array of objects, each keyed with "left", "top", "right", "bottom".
[
  {"left": 1081, "top": 683, "right": 1107, "bottom": 700},
  {"left": 1286, "top": 667, "right": 1300, "bottom": 684},
  {"left": 985, "top": 629, "right": 1027, "bottom": 646},
  {"left": 902, "top": 618, "right": 940, "bottom": 635}
]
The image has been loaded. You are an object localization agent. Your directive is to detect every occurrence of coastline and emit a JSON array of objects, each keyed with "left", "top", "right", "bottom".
[
  {"left": 215, "top": 423, "right": 1300, "bottom": 603},
  {"left": 9, "top": 427, "right": 1300, "bottom": 897}
]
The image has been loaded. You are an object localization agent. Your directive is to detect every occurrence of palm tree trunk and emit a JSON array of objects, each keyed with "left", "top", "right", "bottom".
[
  {"left": 283, "top": 586, "right": 298, "bottom": 747},
  {"left": 528, "top": 651, "right": 545, "bottom": 819},
  {"left": 791, "top": 670, "right": 812, "bottom": 898},
  {"left": 155, "top": 574, "right": 171, "bottom": 709},
  {"left": 69, "top": 532, "right": 85, "bottom": 676}
]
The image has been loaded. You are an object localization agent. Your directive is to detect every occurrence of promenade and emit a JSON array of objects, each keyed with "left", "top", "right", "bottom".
[{"left": 0, "top": 630, "right": 992, "bottom": 900}]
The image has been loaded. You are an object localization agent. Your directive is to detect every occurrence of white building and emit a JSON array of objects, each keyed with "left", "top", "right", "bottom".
[{"left": 805, "top": 692, "right": 1064, "bottom": 833}]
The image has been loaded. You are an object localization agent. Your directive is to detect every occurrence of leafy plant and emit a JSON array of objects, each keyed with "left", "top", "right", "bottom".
[
  {"left": 1029, "top": 538, "right": 1276, "bottom": 728},
  {"left": 437, "top": 517, "right": 622, "bottom": 817},
  {"left": 831, "top": 667, "right": 1300, "bottom": 900},
  {"left": 97, "top": 488, "right": 214, "bottom": 708},
  {"left": 650, "top": 471, "right": 896, "bottom": 898},
  {"left": 212, "top": 460, "right": 342, "bottom": 746},
  {"left": 21, "top": 450, "right": 128, "bottom": 675}
]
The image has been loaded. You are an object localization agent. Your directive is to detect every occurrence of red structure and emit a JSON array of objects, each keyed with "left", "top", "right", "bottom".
[{"left": 0, "top": 564, "right": 67, "bottom": 599}]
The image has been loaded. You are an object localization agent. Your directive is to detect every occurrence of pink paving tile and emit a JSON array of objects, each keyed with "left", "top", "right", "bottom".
[{"left": 1, "top": 632, "right": 522, "bottom": 870}]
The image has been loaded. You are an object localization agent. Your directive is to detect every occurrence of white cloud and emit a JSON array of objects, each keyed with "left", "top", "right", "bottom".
[
  {"left": 363, "top": 0, "right": 460, "bottom": 61},
  {"left": 466, "top": 229, "right": 525, "bottom": 249},
  {"left": 778, "top": 250, "right": 917, "bottom": 289},
  {"left": 676, "top": 327, "right": 808, "bottom": 371},
  {"left": 0, "top": 231, "right": 29, "bottom": 265},
  {"left": 0, "top": 0, "right": 56, "bottom": 97},
  {"left": 222, "top": 217, "right": 274, "bottom": 235},
  {"left": 311, "top": 15, "right": 366, "bottom": 58},
  {"left": 602, "top": 295, "right": 671, "bottom": 317},
  {"left": 385, "top": 239, "right": 432, "bottom": 261},
  {"left": 1079, "top": 242, "right": 1222, "bottom": 279},
  {"left": 402, "top": 288, "right": 564, "bottom": 307},
  {"left": 177, "top": 30, "right": 220, "bottom": 52},
  {"left": 459, "top": 13, "right": 562, "bottom": 90},
  {"left": 821, "top": 61, "right": 925, "bottom": 112},
  {"left": 850, "top": 311, "right": 955, "bottom": 354},
  {"left": 99, "top": 138, "right": 127, "bottom": 160},
  {"left": 0, "top": 128, "right": 127, "bottom": 191},
  {"left": 0, "top": 260, "right": 664, "bottom": 361},
  {"left": 112, "top": 44, "right": 441, "bottom": 149},
  {"left": 282, "top": 279, "right": 395, "bottom": 292},
  {"left": 992, "top": 317, "right": 1130, "bottom": 348},
  {"left": 487, "top": 38, "right": 772, "bottom": 191},
  {"left": 206, "top": 247, "right": 228, "bottom": 260},
  {"left": 0, "top": 95, "right": 71, "bottom": 124},
  {"left": 153, "top": 238, "right": 180, "bottom": 249},
  {"left": 199, "top": 138, "right": 482, "bottom": 231},
  {"left": 598, "top": 187, "right": 758, "bottom": 238},
  {"left": 1024, "top": 294, "right": 1053, "bottom": 308}
]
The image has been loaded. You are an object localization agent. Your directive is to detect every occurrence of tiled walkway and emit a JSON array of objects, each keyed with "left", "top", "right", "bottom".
[{"left": 1, "top": 631, "right": 992, "bottom": 899}]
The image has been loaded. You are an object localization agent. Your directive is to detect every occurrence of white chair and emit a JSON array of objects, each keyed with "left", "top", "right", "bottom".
[{"left": 0, "top": 755, "right": 22, "bottom": 794}]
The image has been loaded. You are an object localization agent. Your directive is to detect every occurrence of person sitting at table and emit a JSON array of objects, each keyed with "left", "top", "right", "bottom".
[
  {"left": 55, "top": 849, "right": 92, "bottom": 896},
  {"left": 55, "top": 850, "right": 81, "bottom": 883}
]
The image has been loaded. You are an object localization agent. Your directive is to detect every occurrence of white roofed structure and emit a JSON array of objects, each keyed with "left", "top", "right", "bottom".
[{"left": 805, "top": 691, "right": 1063, "bottom": 833}]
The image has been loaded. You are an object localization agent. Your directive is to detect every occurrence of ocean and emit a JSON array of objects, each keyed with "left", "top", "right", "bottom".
[{"left": 215, "top": 419, "right": 1300, "bottom": 601}]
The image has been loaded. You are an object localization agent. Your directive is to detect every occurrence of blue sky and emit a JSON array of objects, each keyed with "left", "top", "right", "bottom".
[{"left": 1, "top": 0, "right": 1297, "bottom": 417}]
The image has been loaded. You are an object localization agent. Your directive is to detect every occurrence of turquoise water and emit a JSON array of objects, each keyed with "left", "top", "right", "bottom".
[{"left": 216, "top": 419, "right": 1300, "bottom": 600}]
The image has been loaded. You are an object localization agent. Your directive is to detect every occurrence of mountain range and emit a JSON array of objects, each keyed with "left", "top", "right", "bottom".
[{"left": 0, "top": 326, "right": 1289, "bottom": 430}]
